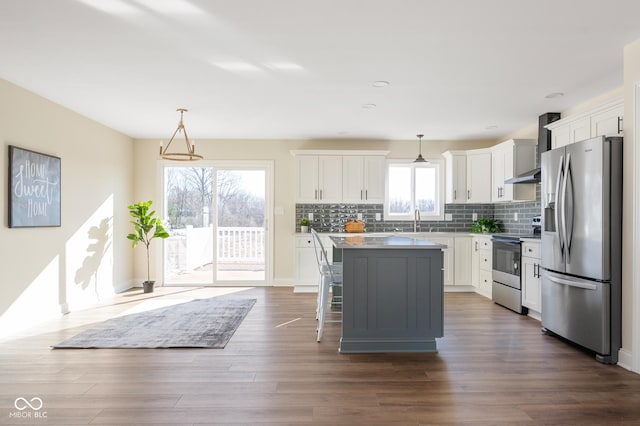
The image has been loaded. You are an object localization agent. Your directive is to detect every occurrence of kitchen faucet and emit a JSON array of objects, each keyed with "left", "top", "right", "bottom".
[{"left": 414, "top": 209, "right": 421, "bottom": 232}]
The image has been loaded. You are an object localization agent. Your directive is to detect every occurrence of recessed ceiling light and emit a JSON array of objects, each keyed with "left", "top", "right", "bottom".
[
  {"left": 545, "top": 92, "right": 564, "bottom": 99},
  {"left": 372, "top": 80, "right": 390, "bottom": 87},
  {"left": 485, "top": 125, "right": 498, "bottom": 130},
  {"left": 362, "top": 103, "right": 377, "bottom": 109}
]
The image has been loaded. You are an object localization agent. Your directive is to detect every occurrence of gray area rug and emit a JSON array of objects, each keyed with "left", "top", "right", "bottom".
[{"left": 52, "top": 297, "right": 256, "bottom": 349}]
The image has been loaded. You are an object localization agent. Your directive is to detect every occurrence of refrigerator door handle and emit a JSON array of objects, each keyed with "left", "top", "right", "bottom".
[
  {"left": 547, "top": 274, "right": 598, "bottom": 291},
  {"left": 555, "top": 155, "right": 565, "bottom": 254},
  {"left": 565, "top": 153, "right": 574, "bottom": 261}
]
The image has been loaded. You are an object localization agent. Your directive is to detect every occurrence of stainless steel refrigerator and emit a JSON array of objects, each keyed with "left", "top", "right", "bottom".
[{"left": 540, "top": 135, "right": 622, "bottom": 364}]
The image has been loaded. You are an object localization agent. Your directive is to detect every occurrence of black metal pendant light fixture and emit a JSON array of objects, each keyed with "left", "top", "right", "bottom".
[{"left": 413, "top": 133, "right": 427, "bottom": 163}]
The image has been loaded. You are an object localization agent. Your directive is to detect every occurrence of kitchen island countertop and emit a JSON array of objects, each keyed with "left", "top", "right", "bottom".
[{"left": 330, "top": 235, "right": 447, "bottom": 250}]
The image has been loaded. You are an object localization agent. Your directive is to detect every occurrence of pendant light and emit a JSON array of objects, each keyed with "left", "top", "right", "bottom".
[
  {"left": 159, "top": 108, "right": 203, "bottom": 161},
  {"left": 413, "top": 133, "right": 427, "bottom": 163}
]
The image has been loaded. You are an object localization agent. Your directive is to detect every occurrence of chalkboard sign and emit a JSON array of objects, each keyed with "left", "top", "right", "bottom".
[{"left": 8, "top": 146, "right": 61, "bottom": 228}]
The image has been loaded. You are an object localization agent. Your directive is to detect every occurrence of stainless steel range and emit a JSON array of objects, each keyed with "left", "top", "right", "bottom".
[{"left": 491, "top": 217, "right": 541, "bottom": 314}]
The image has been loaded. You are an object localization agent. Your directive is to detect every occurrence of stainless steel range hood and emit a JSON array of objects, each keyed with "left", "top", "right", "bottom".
[
  {"left": 505, "top": 112, "right": 561, "bottom": 185},
  {"left": 505, "top": 168, "right": 540, "bottom": 184}
]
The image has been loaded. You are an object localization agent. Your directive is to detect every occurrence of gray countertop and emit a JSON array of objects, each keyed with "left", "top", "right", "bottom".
[{"left": 330, "top": 235, "right": 447, "bottom": 250}]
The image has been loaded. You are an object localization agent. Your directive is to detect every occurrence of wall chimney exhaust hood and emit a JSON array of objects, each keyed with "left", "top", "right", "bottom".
[
  {"left": 505, "top": 112, "right": 561, "bottom": 185},
  {"left": 505, "top": 168, "right": 540, "bottom": 184}
]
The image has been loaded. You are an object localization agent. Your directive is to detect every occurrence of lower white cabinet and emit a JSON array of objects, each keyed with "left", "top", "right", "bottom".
[
  {"left": 423, "top": 236, "right": 454, "bottom": 286},
  {"left": 294, "top": 234, "right": 333, "bottom": 292},
  {"left": 521, "top": 240, "right": 542, "bottom": 315},
  {"left": 453, "top": 236, "right": 473, "bottom": 286},
  {"left": 472, "top": 235, "right": 492, "bottom": 299}
]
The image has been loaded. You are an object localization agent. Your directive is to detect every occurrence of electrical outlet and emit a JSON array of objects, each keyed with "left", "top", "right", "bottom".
[
  {"left": 514, "top": 212, "right": 518, "bottom": 221},
  {"left": 375, "top": 213, "right": 381, "bottom": 221},
  {"left": 472, "top": 212, "right": 478, "bottom": 221},
  {"left": 357, "top": 213, "right": 363, "bottom": 221},
  {"left": 308, "top": 213, "right": 313, "bottom": 221},
  {"left": 445, "top": 213, "right": 453, "bottom": 221}
]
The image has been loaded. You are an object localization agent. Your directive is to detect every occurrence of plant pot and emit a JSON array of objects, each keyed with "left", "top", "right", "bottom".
[
  {"left": 300, "top": 225, "right": 309, "bottom": 233},
  {"left": 142, "top": 280, "right": 155, "bottom": 293}
]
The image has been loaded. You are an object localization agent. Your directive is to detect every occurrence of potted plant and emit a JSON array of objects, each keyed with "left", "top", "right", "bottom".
[
  {"left": 471, "top": 217, "right": 500, "bottom": 233},
  {"left": 299, "top": 217, "right": 311, "bottom": 233},
  {"left": 127, "top": 200, "right": 170, "bottom": 293}
]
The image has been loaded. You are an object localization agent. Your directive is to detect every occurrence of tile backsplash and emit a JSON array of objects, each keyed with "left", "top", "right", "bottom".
[{"left": 296, "top": 187, "right": 542, "bottom": 234}]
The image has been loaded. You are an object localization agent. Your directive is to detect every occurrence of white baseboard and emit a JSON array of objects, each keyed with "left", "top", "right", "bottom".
[
  {"left": 617, "top": 348, "right": 634, "bottom": 371},
  {"left": 444, "top": 285, "right": 475, "bottom": 293},
  {"left": 527, "top": 309, "right": 541, "bottom": 322}
]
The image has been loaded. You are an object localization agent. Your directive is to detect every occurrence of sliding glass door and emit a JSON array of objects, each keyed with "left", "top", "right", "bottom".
[{"left": 162, "top": 162, "right": 271, "bottom": 285}]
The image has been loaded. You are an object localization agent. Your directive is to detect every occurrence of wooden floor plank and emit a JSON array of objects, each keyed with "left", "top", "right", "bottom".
[{"left": 1, "top": 287, "right": 639, "bottom": 425}]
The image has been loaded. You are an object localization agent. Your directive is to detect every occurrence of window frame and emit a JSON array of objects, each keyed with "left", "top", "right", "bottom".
[{"left": 384, "top": 159, "right": 445, "bottom": 221}]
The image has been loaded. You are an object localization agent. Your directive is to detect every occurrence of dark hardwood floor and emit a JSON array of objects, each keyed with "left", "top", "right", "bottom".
[{"left": 1, "top": 287, "right": 639, "bottom": 425}]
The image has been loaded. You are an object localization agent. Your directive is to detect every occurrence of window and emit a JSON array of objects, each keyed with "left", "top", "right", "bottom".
[{"left": 385, "top": 160, "right": 444, "bottom": 220}]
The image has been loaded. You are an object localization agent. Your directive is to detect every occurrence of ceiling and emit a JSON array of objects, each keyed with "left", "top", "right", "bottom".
[{"left": 2, "top": 0, "right": 640, "bottom": 142}]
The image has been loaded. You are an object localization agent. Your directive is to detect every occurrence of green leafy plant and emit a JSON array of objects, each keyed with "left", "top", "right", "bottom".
[
  {"left": 299, "top": 218, "right": 311, "bottom": 227},
  {"left": 471, "top": 217, "right": 500, "bottom": 233},
  {"left": 127, "top": 200, "right": 170, "bottom": 284}
]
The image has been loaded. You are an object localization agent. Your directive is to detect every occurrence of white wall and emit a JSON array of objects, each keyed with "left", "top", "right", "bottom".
[
  {"left": 623, "top": 39, "right": 640, "bottom": 370},
  {"left": 0, "top": 78, "right": 134, "bottom": 339},
  {"left": 132, "top": 137, "right": 496, "bottom": 284}
]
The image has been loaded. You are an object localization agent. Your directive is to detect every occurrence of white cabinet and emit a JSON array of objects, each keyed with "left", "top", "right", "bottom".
[
  {"left": 342, "top": 155, "right": 385, "bottom": 203},
  {"left": 295, "top": 156, "right": 342, "bottom": 203},
  {"left": 491, "top": 139, "right": 536, "bottom": 202},
  {"left": 292, "top": 150, "right": 389, "bottom": 204},
  {"left": 443, "top": 151, "right": 467, "bottom": 204},
  {"left": 295, "top": 235, "right": 319, "bottom": 288},
  {"left": 472, "top": 235, "right": 492, "bottom": 299},
  {"left": 548, "top": 99, "right": 623, "bottom": 149},
  {"left": 466, "top": 151, "right": 492, "bottom": 203},
  {"left": 453, "top": 236, "right": 473, "bottom": 286},
  {"left": 294, "top": 234, "right": 334, "bottom": 292},
  {"left": 521, "top": 240, "right": 542, "bottom": 316},
  {"left": 423, "top": 236, "right": 454, "bottom": 286},
  {"left": 591, "top": 104, "right": 624, "bottom": 138}
]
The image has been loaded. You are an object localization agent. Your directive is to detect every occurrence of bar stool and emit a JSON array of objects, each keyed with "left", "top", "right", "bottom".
[{"left": 311, "top": 229, "right": 342, "bottom": 342}]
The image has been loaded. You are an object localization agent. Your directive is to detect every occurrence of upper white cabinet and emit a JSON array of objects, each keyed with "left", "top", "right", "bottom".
[
  {"left": 443, "top": 151, "right": 467, "bottom": 204},
  {"left": 491, "top": 139, "right": 536, "bottom": 203},
  {"left": 295, "top": 155, "right": 342, "bottom": 203},
  {"left": 342, "top": 155, "right": 386, "bottom": 204},
  {"left": 292, "top": 150, "right": 389, "bottom": 204},
  {"left": 547, "top": 99, "right": 623, "bottom": 149},
  {"left": 466, "top": 151, "right": 492, "bottom": 203},
  {"left": 443, "top": 149, "right": 492, "bottom": 204}
]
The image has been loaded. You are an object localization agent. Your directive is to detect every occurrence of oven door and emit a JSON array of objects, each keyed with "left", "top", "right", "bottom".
[{"left": 492, "top": 238, "right": 521, "bottom": 288}]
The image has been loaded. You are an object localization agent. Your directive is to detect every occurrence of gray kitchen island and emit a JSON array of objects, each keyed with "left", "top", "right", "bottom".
[{"left": 330, "top": 235, "right": 446, "bottom": 353}]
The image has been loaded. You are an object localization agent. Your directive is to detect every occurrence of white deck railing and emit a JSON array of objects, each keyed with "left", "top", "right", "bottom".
[
  {"left": 217, "top": 227, "right": 265, "bottom": 263},
  {"left": 165, "top": 226, "right": 265, "bottom": 273}
]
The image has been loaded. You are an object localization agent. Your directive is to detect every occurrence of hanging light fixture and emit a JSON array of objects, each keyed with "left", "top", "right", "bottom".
[
  {"left": 413, "top": 133, "right": 428, "bottom": 163},
  {"left": 159, "top": 108, "right": 203, "bottom": 161}
]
